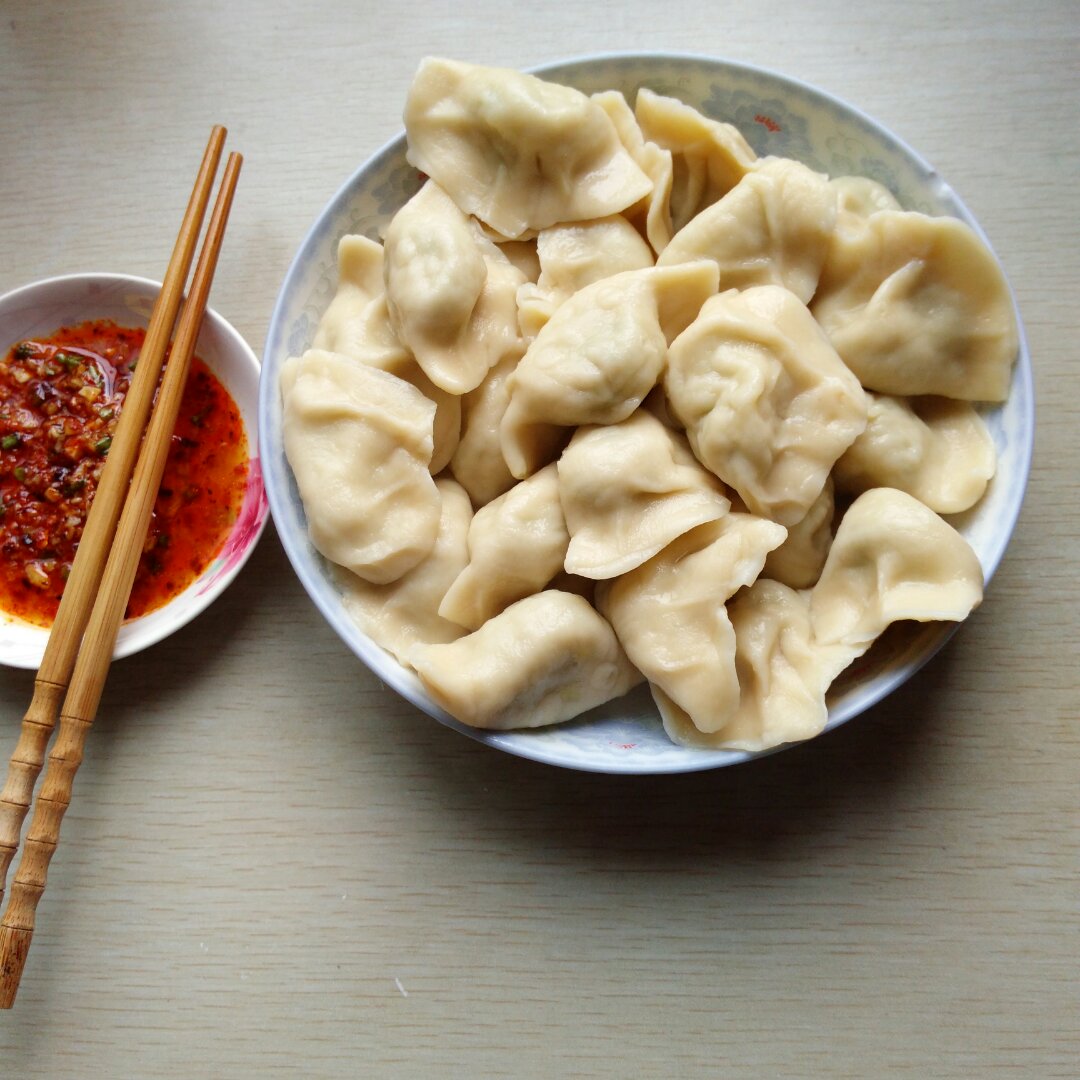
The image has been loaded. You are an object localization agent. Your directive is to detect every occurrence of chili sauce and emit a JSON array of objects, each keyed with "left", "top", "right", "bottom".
[{"left": 0, "top": 319, "right": 248, "bottom": 627}]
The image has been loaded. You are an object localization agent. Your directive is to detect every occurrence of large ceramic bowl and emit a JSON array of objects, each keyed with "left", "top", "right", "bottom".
[
  {"left": 0, "top": 272, "right": 268, "bottom": 668},
  {"left": 260, "top": 54, "right": 1033, "bottom": 774}
]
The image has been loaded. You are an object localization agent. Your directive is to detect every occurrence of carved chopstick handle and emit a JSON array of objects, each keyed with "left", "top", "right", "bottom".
[
  {"left": 0, "top": 680, "right": 65, "bottom": 910},
  {"left": 1, "top": 152, "right": 243, "bottom": 1010},
  {"left": 0, "top": 124, "right": 227, "bottom": 912},
  {"left": 0, "top": 150, "right": 242, "bottom": 1008},
  {"left": 0, "top": 706, "right": 87, "bottom": 1001}
]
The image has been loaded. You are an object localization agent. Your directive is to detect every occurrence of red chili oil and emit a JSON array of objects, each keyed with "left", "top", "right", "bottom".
[{"left": 0, "top": 319, "right": 248, "bottom": 627}]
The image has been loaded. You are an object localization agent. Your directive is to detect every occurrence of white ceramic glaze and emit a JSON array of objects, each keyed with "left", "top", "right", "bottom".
[
  {"left": 260, "top": 54, "right": 1033, "bottom": 774},
  {"left": 0, "top": 272, "right": 268, "bottom": 668}
]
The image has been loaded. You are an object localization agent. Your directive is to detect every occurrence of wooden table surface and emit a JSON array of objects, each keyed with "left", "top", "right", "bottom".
[{"left": 1, "top": 2, "right": 1078, "bottom": 1076}]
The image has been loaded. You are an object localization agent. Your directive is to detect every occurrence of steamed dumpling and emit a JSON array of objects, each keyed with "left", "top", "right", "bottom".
[
  {"left": 384, "top": 180, "right": 525, "bottom": 394},
  {"left": 501, "top": 261, "right": 719, "bottom": 478},
  {"left": 658, "top": 579, "right": 851, "bottom": 751},
  {"left": 725, "top": 581, "right": 846, "bottom": 751},
  {"left": 449, "top": 347, "right": 520, "bottom": 507},
  {"left": 281, "top": 349, "right": 440, "bottom": 584},
  {"left": 557, "top": 410, "right": 730, "bottom": 580},
  {"left": 635, "top": 88, "right": 758, "bottom": 235},
  {"left": 404, "top": 58, "right": 653, "bottom": 239},
  {"left": 313, "top": 234, "right": 411, "bottom": 369},
  {"left": 665, "top": 285, "right": 867, "bottom": 526},
  {"left": 383, "top": 181, "right": 485, "bottom": 372},
  {"left": 292, "top": 64, "right": 1007, "bottom": 752},
  {"left": 592, "top": 90, "right": 675, "bottom": 255},
  {"left": 598, "top": 513, "right": 787, "bottom": 738},
  {"left": 657, "top": 157, "right": 837, "bottom": 304},
  {"left": 339, "top": 479, "right": 473, "bottom": 663},
  {"left": 410, "top": 591, "right": 643, "bottom": 730},
  {"left": 810, "top": 488, "right": 984, "bottom": 650},
  {"left": 416, "top": 367, "right": 461, "bottom": 475},
  {"left": 811, "top": 211, "right": 1018, "bottom": 401},
  {"left": 834, "top": 393, "right": 996, "bottom": 514},
  {"left": 438, "top": 464, "right": 569, "bottom": 630},
  {"left": 762, "top": 476, "right": 835, "bottom": 589},
  {"left": 314, "top": 233, "right": 460, "bottom": 474},
  {"left": 672, "top": 490, "right": 984, "bottom": 750},
  {"left": 830, "top": 175, "right": 902, "bottom": 228},
  {"left": 517, "top": 215, "right": 654, "bottom": 339}
]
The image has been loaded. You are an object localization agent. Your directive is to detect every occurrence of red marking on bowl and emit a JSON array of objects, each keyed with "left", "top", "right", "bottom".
[
  {"left": 197, "top": 456, "right": 267, "bottom": 593},
  {"left": 754, "top": 113, "right": 781, "bottom": 133}
]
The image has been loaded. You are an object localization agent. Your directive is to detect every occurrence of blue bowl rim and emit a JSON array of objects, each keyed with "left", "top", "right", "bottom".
[{"left": 259, "top": 51, "right": 1034, "bottom": 774}]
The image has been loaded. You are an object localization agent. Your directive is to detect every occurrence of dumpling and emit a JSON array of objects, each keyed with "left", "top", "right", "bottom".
[
  {"left": 314, "top": 233, "right": 461, "bottom": 473},
  {"left": 592, "top": 90, "right": 675, "bottom": 255},
  {"left": 657, "top": 580, "right": 850, "bottom": 751},
  {"left": 762, "top": 476, "right": 834, "bottom": 589},
  {"left": 501, "top": 261, "right": 719, "bottom": 478},
  {"left": 449, "top": 347, "right": 520, "bottom": 507},
  {"left": 665, "top": 285, "right": 867, "bottom": 526},
  {"left": 338, "top": 479, "right": 472, "bottom": 663},
  {"left": 809, "top": 488, "right": 984, "bottom": 651},
  {"left": 517, "top": 215, "right": 654, "bottom": 339},
  {"left": 725, "top": 581, "right": 846, "bottom": 751},
  {"left": 811, "top": 211, "right": 1018, "bottom": 401},
  {"left": 410, "top": 591, "right": 643, "bottom": 730},
  {"left": 404, "top": 58, "right": 653, "bottom": 239},
  {"left": 281, "top": 349, "right": 440, "bottom": 584},
  {"left": 474, "top": 220, "right": 538, "bottom": 245},
  {"left": 378, "top": 350, "right": 461, "bottom": 475},
  {"left": 383, "top": 182, "right": 485, "bottom": 377},
  {"left": 657, "top": 157, "right": 837, "bottom": 304},
  {"left": 634, "top": 88, "right": 757, "bottom": 234},
  {"left": 535, "top": 216, "right": 655, "bottom": 292},
  {"left": 383, "top": 180, "right": 525, "bottom": 395},
  {"left": 312, "top": 234, "right": 410, "bottom": 368},
  {"left": 557, "top": 410, "right": 730, "bottom": 580},
  {"left": 834, "top": 393, "right": 996, "bottom": 514},
  {"left": 415, "top": 366, "right": 461, "bottom": 475},
  {"left": 597, "top": 513, "right": 787, "bottom": 737},
  {"left": 830, "top": 175, "right": 901, "bottom": 225},
  {"left": 438, "top": 464, "right": 569, "bottom": 630}
]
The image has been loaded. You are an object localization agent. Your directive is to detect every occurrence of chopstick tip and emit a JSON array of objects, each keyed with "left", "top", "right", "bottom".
[{"left": 0, "top": 924, "right": 32, "bottom": 1008}]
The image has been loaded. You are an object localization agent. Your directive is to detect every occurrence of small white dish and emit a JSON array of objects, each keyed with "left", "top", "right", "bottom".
[
  {"left": 0, "top": 272, "right": 268, "bottom": 668},
  {"left": 261, "top": 53, "right": 1033, "bottom": 774}
]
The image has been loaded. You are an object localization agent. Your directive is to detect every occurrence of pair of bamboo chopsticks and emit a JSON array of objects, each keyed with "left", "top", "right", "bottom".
[{"left": 0, "top": 126, "right": 242, "bottom": 1007}]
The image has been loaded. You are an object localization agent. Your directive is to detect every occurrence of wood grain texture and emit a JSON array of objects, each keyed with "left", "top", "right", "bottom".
[
  {"left": 0, "top": 149, "right": 241, "bottom": 1006},
  {"left": 1, "top": 0, "right": 1078, "bottom": 1075},
  {"left": 0, "top": 124, "right": 225, "bottom": 916}
]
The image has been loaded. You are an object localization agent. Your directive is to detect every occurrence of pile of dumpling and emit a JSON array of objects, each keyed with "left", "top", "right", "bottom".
[{"left": 281, "top": 58, "right": 1018, "bottom": 752}]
